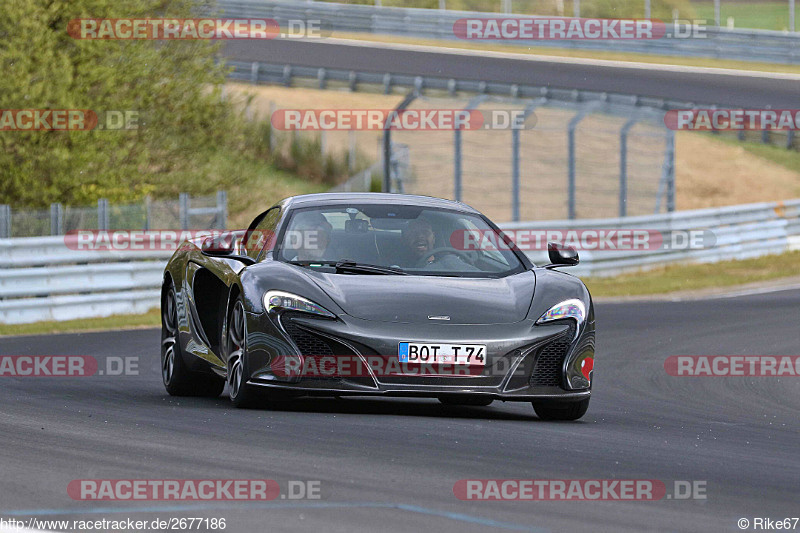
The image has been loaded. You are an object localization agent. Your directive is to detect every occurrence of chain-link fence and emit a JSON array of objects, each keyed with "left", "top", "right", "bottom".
[
  {"left": 0, "top": 192, "right": 227, "bottom": 238},
  {"left": 328, "top": 95, "right": 674, "bottom": 223}
]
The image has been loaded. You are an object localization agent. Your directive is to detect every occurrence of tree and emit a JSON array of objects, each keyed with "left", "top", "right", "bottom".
[{"left": 0, "top": 0, "right": 238, "bottom": 206}]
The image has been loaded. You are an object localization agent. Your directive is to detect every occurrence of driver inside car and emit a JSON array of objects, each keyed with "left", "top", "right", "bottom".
[
  {"left": 286, "top": 212, "right": 332, "bottom": 261},
  {"left": 399, "top": 218, "right": 477, "bottom": 271}
]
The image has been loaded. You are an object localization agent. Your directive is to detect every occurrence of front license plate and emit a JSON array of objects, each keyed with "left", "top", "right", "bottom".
[{"left": 398, "top": 343, "right": 486, "bottom": 365}]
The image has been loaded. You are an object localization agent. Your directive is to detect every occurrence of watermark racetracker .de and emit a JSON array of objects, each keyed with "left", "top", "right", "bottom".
[
  {"left": 0, "top": 356, "right": 138, "bottom": 377},
  {"left": 67, "top": 18, "right": 327, "bottom": 40},
  {"left": 0, "top": 109, "right": 140, "bottom": 131},
  {"left": 68, "top": 479, "right": 322, "bottom": 501},
  {"left": 453, "top": 479, "right": 707, "bottom": 500},
  {"left": 62, "top": 228, "right": 716, "bottom": 253}
]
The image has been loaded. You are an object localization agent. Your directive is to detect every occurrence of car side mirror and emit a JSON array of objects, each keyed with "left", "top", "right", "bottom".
[
  {"left": 546, "top": 242, "right": 579, "bottom": 267},
  {"left": 202, "top": 234, "right": 235, "bottom": 256},
  {"left": 201, "top": 234, "right": 257, "bottom": 265}
]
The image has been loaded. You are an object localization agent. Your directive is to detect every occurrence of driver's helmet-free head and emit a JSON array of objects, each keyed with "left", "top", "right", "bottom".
[
  {"left": 402, "top": 218, "right": 435, "bottom": 259},
  {"left": 288, "top": 212, "right": 333, "bottom": 260}
]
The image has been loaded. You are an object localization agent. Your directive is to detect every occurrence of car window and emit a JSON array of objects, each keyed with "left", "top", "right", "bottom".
[
  {"left": 244, "top": 206, "right": 281, "bottom": 261},
  {"left": 276, "top": 204, "right": 525, "bottom": 278}
]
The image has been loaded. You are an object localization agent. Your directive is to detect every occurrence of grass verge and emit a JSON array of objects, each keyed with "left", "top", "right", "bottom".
[
  {"left": 0, "top": 308, "right": 160, "bottom": 337},
  {"left": 584, "top": 250, "right": 800, "bottom": 297}
]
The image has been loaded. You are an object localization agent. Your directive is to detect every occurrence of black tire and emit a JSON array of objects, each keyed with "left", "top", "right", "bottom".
[
  {"left": 161, "top": 285, "right": 225, "bottom": 398},
  {"left": 532, "top": 398, "right": 590, "bottom": 421},
  {"left": 227, "top": 298, "right": 261, "bottom": 408},
  {"left": 438, "top": 395, "right": 493, "bottom": 407}
]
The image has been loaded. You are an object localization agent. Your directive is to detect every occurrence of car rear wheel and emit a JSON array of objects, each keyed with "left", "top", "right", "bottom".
[
  {"left": 438, "top": 395, "right": 493, "bottom": 407},
  {"left": 161, "top": 285, "right": 225, "bottom": 397},
  {"left": 532, "top": 398, "right": 589, "bottom": 421},
  {"left": 227, "top": 298, "right": 260, "bottom": 408}
]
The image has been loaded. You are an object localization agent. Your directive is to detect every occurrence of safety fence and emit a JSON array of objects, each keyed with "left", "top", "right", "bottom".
[
  {"left": 229, "top": 60, "right": 678, "bottom": 222},
  {"left": 0, "top": 192, "right": 227, "bottom": 239}
]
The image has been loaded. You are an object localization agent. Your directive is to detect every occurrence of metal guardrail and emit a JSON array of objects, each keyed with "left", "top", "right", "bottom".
[
  {"left": 216, "top": 0, "right": 800, "bottom": 64},
  {"left": 501, "top": 199, "right": 800, "bottom": 277},
  {"left": 227, "top": 59, "right": 695, "bottom": 111},
  {"left": 1, "top": 199, "right": 798, "bottom": 324},
  {"left": 0, "top": 235, "right": 168, "bottom": 324}
]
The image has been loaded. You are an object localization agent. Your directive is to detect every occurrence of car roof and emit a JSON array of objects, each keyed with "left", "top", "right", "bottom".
[{"left": 281, "top": 192, "right": 480, "bottom": 214}]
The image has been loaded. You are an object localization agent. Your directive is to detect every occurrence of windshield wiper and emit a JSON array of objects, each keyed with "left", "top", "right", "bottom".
[
  {"left": 287, "top": 260, "right": 408, "bottom": 275},
  {"left": 334, "top": 260, "right": 408, "bottom": 275}
]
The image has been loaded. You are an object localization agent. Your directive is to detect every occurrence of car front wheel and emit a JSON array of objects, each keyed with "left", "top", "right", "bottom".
[{"left": 227, "top": 298, "right": 260, "bottom": 408}]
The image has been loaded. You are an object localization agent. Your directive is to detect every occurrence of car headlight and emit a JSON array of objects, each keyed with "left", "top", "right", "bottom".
[
  {"left": 264, "top": 291, "right": 335, "bottom": 318},
  {"left": 536, "top": 299, "right": 586, "bottom": 339}
]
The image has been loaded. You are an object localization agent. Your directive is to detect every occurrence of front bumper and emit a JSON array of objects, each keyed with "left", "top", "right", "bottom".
[{"left": 244, "top": 311, "right": 594, "bottom": 401}]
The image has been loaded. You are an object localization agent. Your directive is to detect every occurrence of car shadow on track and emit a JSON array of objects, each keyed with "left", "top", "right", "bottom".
[{"left": 242, "top": 395, "right": 544, "bottom": 421}]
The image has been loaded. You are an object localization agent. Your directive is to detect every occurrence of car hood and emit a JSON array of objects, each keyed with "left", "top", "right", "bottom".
[{"left": 301, "top": 270, "right": 536, "bottom": 324}]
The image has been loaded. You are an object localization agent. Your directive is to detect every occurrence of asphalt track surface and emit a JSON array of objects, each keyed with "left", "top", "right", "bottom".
[
  {"left": 1, "top": 288, "right": 798, "bottom": 532},
  {"left": 222, "top": 38, "right": 800, "bottom": 108}
]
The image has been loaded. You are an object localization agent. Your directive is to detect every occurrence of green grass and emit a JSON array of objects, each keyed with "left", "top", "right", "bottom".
[
  {"left": 707, "top": 132, "right": 800, "bottom": 174},
  {"left": 3, "top": 251, "right": 799, "bottom": 336},
  {"left": 692, "top": 1, "right": 796, "bottom": 31},
  {"left": 584, "top": 250, "right": 800, "bottom": 297},
  {"left": 0, "top": 308, "right": 160, "bottom": 337},
  {"left": 192, "top": 148, "right": 328, "bottom": 229}
]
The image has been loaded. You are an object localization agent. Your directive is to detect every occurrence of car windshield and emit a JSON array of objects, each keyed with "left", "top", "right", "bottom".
[{"left": 276, "top": 204, "right": 526, "bottom": 277}]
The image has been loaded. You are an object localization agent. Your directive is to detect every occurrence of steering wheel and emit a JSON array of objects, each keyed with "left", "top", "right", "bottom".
[{"left": 416, "top": 247, "right": 473, "bottom": 268}]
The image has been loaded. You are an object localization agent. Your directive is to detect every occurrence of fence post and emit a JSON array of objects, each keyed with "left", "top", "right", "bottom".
[
  {"left": 454, "top": 127, "right": 462, "bottom": 202},
  {"left": 573, "top": 0, "right": 580, "bottom": 17},
  {"left": 269, "top": 101, "right": 277, "bottom": 154},
  {"left": 666, "top": 131, "right": 676, "bottom": 212},
  {"left": 348, "top": 130, "right": 358, "bottom": 173},
  {"left": 0, "top": 205, "right": 10, "bottom": 238},
  {"left": 179, "top": 193, "right": 190, "bottom": 230},
  {"left": 98, "top": 199, "right": 109, "bottom": 230},
  {"left": 250, "top": 61, "right": 259, "bottom": 85},
  {"left": 144, "top": 196, "right": 151, "bottom": 231},
  {"left": 50, "top": 203, "right": 63, "bottom": 235},
  {"left": 791, "top": 0, "right": 796, "bottom": 32},
  {"left": 566, "top": 103, "right": 599, "bottom": 220},
  {"left": 454, "top": 95, "right": 487, "bottom": 203},
  {"left": 216, "top": 191, "right": 228, "bottom": 229},
  {"left": 619, "top": 118, "right": 639, "bottom": 217},
  {"left": 511, "top": 128, "right": 520, "bottom": 222},
  {"left": 644, "top": 0, "right": 651, "bottom": 18},
  {"left": 383, "top": 91, "right": 417, "bottom": 193},
  {"left": 567, "top": 126, "right": 577, "bottom": 220},
  {"left": 510, "top": 98, "right": 546, "bottom": 222}
]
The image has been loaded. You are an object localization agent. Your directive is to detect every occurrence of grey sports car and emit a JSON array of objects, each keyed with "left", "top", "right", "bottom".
[{"left": 160, "top": 193, "right": 595, "bottom": 420}]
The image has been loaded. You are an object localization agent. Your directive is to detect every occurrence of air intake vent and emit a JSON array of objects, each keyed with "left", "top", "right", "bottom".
[
  {"left": 529, "top": 322, "right": 576, "bottom": 387},
  {"left": 281, "top": 312, "right": 335, "bottom": 357}
]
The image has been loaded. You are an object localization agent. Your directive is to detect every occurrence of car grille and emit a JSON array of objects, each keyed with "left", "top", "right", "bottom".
[
  {"left": 529, "top": 322, "right": 576, "bottom": 387},
  {"left": 281, "top": 312, "right": 335, "bottom": 357},
  {"left": 279, "top": 312, "right": 361, "bottom": 380}
]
